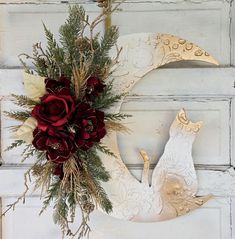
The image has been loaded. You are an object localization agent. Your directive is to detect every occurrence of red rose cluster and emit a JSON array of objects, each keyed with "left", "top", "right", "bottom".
[{"left": 31, "top": 75, "right": 106, "bottom": 166}]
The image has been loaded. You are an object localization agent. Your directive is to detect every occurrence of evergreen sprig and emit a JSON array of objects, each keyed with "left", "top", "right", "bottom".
[
  {"left": 105, "top": 112, "right": 131, "bottom": 121},
  {"left": 22, "top": 144, "right": 39, "bottom": 162},
  {"left": 83, "top": 149, "right": 110, "bottom": 182},
  {"left": 32, "top": 43, "right": 49, "bottom": 77},
  {"left": 80, "top": 169, "right": 112, "bottom": 214},
  {"left": 11, "top": 94, "right": 38, "bottom": 108},
  {"left": 90, "top": 26, "right": 119, "bottom": 77},
  {"left": 59, "top": 5, "right": 85, "bottom": 65},
  {"left": 93, "top": 80, "right": 125, "bottom": 109},
  {"left": 101, "top": 26, "right": 119, "bottom": 55},
  {"left": 4, "top": 140, "right": 25, "bottom": 151},
  {"left": 53, "top": 194, "right": 69, "bottom": 227},
  {"left": 90, "top": 177, "right": 112, "bottom": 213},
  {"left": 43, "top": 24, "right": 67, "bottom": 77},
  {"left": 4, "top": 111, "right": 31, "bottom": 121},
  {"left": 95, "top": 143, "right": 117, "bottom": 158},
  {"left": 40, "top": 179, "right": 61, "bottom": 215}
]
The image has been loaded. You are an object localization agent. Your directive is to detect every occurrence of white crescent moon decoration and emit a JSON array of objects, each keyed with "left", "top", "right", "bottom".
[{"left": 99, "top": 33, "right": 218, "bottom": 222}]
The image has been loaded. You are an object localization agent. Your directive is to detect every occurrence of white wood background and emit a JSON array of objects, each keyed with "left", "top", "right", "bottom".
[{"left": 1, "top": 0, "right": 235, "bottom": 239}]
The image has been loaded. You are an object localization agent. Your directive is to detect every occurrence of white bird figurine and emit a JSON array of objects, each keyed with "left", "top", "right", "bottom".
[{"left": 101, "top": 109, "right": 212, "bottom": 222}]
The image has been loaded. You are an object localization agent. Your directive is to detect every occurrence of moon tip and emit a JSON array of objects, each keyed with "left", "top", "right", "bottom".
[
  {"left": 157, "top": 34, "right": 219, "bottom": 67},
  {"left": 205, "top": 55, "right": 219, "bottom": 66}
]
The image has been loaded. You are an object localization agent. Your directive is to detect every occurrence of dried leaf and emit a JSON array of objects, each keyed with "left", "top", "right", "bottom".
[
  {"left": 105, "top": 120, "right": 131, "bottom": 134},
  {"left": 72, "top": 65, "right": 88, "bottom": 99}
]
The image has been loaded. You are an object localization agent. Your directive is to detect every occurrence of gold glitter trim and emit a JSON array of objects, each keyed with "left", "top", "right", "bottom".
[{"left": 176, "top": 109, "right": 203, "bottom": 133}]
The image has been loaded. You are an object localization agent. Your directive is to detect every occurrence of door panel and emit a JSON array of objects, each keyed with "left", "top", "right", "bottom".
[{"left": 0, "top": 197, "right": 231, "bottom": 239}]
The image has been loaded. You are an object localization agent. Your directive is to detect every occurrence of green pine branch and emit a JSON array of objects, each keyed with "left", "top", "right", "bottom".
[
  {"left": 93, "top": 80, "right": 125, "bottom": 109},
  {"left": 43, "top": 24, "right": 70, "bottom": 77},
  {"left": 80, "top": 168, "right": 112, "bottom": 214},
  {"left": 86, "top": 151, "right": 110, "bottom": 182},
  {"left": 4, "top": 111, "right": 31, "bottom": 121},
  {"left": 89, "top": 177, "right": 112, "bottom": 214},
  {"left": 11, "top": 94, "right": 38, "bottom": 108},
  {"left": 40, "top": 180, "right": 61, "bottom": 215},
  {"left": 76, "top": 148, "right": 113, "bottom": 213},
  {"left": 59, "top": 5, "right": 85, "bottom": 65},
  {"left": 100, "top": 26, "right": 119, "bottom": 57},
  {"left": 90, "top": 26, "right": 119, "bottom": 78},
  {"left": 105, "top": 113, "right": 131, "bottom": 121},
  {"left": 95, "top": 143, "right": 117, "bottom": 158},
  {"left": 4, "top": 140, "right": 25, "bottom": 152},
  {"left": 22, "top": 144, "right": 39, "bottom": 162},
  {"left": 32, "top": 43, "right": 49, "bottom": 77},
  {"left": 53, "top": 194, "right": 69, "bottom": 234},
  {"left": 67, "top": 192, "right": 76, "bottom": 223},
  {"left": 18, "top": 57, "right": 31, "bottom": 74}
]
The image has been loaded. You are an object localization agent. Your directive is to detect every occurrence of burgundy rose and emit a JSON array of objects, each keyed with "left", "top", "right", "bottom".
[
  {"left": 45, "top": 75, "right": 71, "bottom": 95},
  {"left": 32, "top": 94, "right": 75, "bottom": 131},
  {"left": 73, "top": 102, "right": 106, "bottom": 151},
  {"left": 85, "top": 76, "right": 105, "bottom": 101},
  {"left": 32, "top": 128, "right": 75, "bottom": 163}
]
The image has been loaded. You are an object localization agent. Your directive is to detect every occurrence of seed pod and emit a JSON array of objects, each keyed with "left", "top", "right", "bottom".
[
  {"left": 82, "top": 202, "right": 95, "bottom": 214},
  {"left": 97, "top": 0, "right": 110, "bottom": 8},
  {"left": 75, "top": 37, "right": 91, "bottom": 51}
]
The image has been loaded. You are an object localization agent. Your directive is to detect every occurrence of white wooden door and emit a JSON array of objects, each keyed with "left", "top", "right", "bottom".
[{"left": 1, "top": 1, "right": 235, "bottom": 239}]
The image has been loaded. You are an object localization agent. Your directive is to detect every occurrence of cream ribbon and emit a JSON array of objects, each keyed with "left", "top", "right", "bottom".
[
  {"left": 16, "top": 72, "right": 46, "bottom": 143},
  {"left": 15, "top": 117, "right": 37, "bottom": 143},
  {"left": 23, "top": 71, "right": 46, "bottom": 101}
]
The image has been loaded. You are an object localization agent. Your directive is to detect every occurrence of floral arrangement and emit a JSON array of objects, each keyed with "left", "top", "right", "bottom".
[{"left": 3, "top": 1, "right": 129, "bottom": 238}]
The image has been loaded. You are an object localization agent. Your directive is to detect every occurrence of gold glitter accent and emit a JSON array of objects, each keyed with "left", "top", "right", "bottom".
[
  {"left": 178, "top": 39, "right": 186, "bottom": 44},
  {"left": 155, "top": 34, "right": 219, "bottom": 66},
  {"left": 163, "top": 39, "right": 170, "bottom": 45},
  {"left": 138, "top": 149, "right": 212, "bottom": 219},
  {"left": 176, "top": 109, "right": 203, "bottom": 133},
  {"left": 172, "top": 43, "right": 179, "bottom": 49},
  {"left": 185, "top": 43, "right": 193, "bottom": 50},
  {"left": 161, "top": 173, "right": 212, "bottom": 217},
  {"left": 194, "top": 49, "right": 203, "bottom": 56},
  {"left": 139, "top": 149, "right": 150, "bottom": 185}
]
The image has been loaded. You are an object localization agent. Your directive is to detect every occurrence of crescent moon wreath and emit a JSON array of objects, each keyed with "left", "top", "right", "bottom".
[
  {"left": 100, "top": 33, "right": 218, "bottom": 222},
  {"left": 3, "top": 5, "right": 219, "bottom": 237}
]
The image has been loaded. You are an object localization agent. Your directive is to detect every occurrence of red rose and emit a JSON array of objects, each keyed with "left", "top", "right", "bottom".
[
  {"left": 45, "top": 75, "right": 71, "bottom": 95},
  {"left": 32, "top": 94, "right": 75, "bottom": 131},
  {"left": 73, "top": 102, "right": 106, "bottom": 151},
  {"left": 32, "top": 128, "right": 75, "bottom": 163},
  {"left": 85, "top": 76, "right": 105, "bottom": 101}
]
